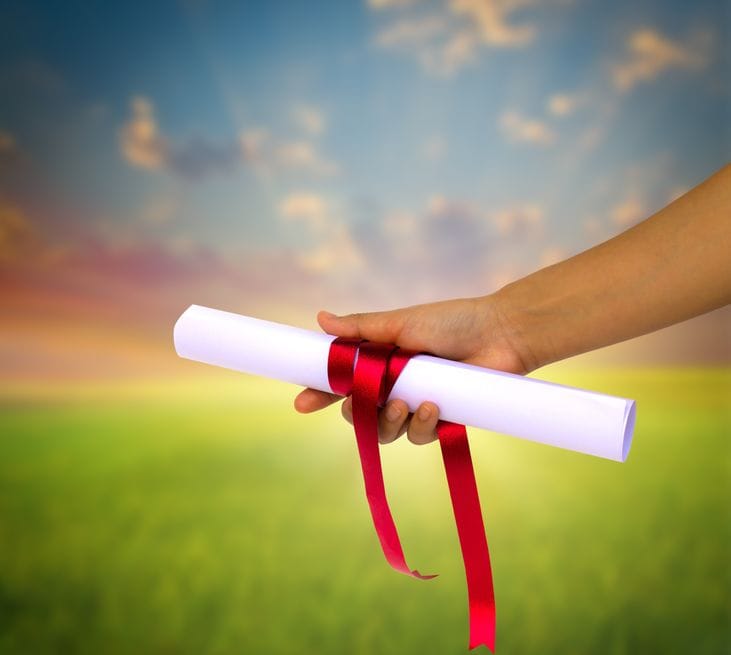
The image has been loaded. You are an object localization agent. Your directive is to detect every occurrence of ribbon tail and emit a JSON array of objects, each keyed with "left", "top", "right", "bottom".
[
  {"left": 352, "top": 342, "right": 436, "bottom": 580},
  {"left": 327, "top": 337, "right": 495, "bottom": 647},
  {"left": 437, "top": 420, "right": 496, "bottom": 652}
]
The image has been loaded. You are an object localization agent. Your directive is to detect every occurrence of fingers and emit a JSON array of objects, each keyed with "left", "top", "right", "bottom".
[
  {"left": 294, "top": 388, "right": 342, "bottom": 413},
  {"left": 407, "top": 402, "right": 440, "bottom": 445},
  {"left": 317, "top": 309, "right": 404, "bottom": 344},
  {"left": 378, "top": 399, "right": 410, "bottom": 444},
  {"left": 342, "top": 397, "right": 409, "bottom": 443},
  {"left": 340, "top": 397, "right": 438, "bottom": 446}
]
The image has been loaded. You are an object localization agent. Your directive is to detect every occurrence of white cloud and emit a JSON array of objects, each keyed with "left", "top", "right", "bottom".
[
  {"left": 546, "top": 92, "right": 585, "bottom": 117},
  {"left": 279, "top": 192, "right": 329, "bottom": 230},
  {"left": 450, "top": 0, "right": 536, "bottom": 47},
  {"left": 372, "top": 0, "right": 551, "bottom": 76},
  {"left": 120, "top": 97, "right": 338, "bottom": 179},
  {"left": 536, "top": 28, "right": 712, "bottom": 165},
  {"left": 239, "top": 128, "right": 270, "bottom": 164},
  {"left": 382, "top": 209, "right": 418, "bottom": 238},
  {"left": 499, "top": 110, "right": 556, "bottom": 146},
  {"left": 279, "top": 191, "right": 555, "bottom": 305},
  {"left": 368, "top": 0, "right": 421, "bottom": 8},
  {"left": 119, "top": 97, "right": 168, "bottom": 171},
  {"left": 375, "top": 16, "right": 474, "bottom": 76},
  {"left": 275, "top": 141, "right": 338, "bottom": 175},
  {"left": 240, "top": 129, "right": 338, "bottom": 176},
  {"left": 278, "top": 191, "right": 363, "bottom": 273},
  {"left": 120, "top": 97, "right": 239, "bottom": 178},
  {"left": 491, "top": 203, "right": 544, "bottom": 237},
  {"left": 353, "top": 194, "right": 498, "bottom": 300},
  {"left": 375, "top": 15, "right": 447, "bottom": 48},
  {"left": 300, "top": 222, "right": 364, "bottom": 273},
  {"left": 292, "top": 105, "right": 326, "bottom": 137},
  {"left": 422, "top": 29, "right": 478, "bottom": 75},
  {"left": 611, "top": 28, "right": 710, "bottom": 92},
  {"left": 357, "top": 194, "right": 552, "bottom": 301}
]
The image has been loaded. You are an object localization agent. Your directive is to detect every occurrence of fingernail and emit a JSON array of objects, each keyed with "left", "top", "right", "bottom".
[
  {"left": 321, "top": 310, "right": 337, "bottom": 319},
  {"left": 418, "top": 405, "right": 432, "bottom": 421},
  {"left": 386, "top": 404, "right": 402, "bottom": 422}
]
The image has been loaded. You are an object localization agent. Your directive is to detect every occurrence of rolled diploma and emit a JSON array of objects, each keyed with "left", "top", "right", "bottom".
[{"left": 174, "top": 304, "right": 635, "bottom": 462}]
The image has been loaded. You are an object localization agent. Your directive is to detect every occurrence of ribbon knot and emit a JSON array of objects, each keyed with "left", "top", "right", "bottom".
[{"left": 328, "top": 336, "right": 496, "bottom": 651}]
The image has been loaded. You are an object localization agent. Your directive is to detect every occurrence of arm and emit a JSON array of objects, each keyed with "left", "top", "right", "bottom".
[
  {"left": 500, "top": 163, "right": 731, "bottom": 372},
  {"left": 295, "top": 164, "right": 731, "bottom": 443}
]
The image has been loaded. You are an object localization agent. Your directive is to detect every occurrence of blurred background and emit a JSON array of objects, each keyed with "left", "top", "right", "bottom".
[{"left": 0, "top": 1, "right": 728, "bottom": 653}]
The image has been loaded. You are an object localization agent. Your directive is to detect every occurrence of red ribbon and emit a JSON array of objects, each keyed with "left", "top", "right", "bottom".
[{"left": 328, "top": 336, "right": 496, "bottom": 651}]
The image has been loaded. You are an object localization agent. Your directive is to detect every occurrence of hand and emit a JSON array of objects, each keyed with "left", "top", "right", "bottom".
[{"left": 294, "top": 294, "right": 532, "bottom": 445}]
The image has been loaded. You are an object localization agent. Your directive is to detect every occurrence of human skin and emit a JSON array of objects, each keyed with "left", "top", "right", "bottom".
[{"left": 294, "top": 164, "right": 731, "bottom": 444}]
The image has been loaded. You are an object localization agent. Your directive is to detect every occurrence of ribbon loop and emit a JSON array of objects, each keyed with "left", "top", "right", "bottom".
[
  {"left": 327, "top": 336, "right": 361, "bottom": 396},
  {"left": 327, "top": 337, "right": 496, "bottom": 651}
]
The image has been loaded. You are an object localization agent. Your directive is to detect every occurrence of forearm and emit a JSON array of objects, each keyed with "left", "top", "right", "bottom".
[{"left": 494, "top": 164, "right": 731, "bottom": 371}]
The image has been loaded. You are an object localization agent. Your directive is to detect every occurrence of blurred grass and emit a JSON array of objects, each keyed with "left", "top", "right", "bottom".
[{"left": 0, "top": 367, "right": 729, "bottom": 654}]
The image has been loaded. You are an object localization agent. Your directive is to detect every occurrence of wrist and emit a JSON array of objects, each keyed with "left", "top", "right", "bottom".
[{"left": 487, "top": 283, "right": 549, "bottom": 374}]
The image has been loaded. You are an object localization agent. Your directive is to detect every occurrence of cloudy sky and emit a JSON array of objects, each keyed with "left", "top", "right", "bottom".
[{"left": 0, "top": 0, "right": 727, "bottom": 379}]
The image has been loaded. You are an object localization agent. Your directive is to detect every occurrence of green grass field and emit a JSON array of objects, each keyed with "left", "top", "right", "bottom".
[{"left": 1, "top": 368, "right": 729, "bottom": 654}]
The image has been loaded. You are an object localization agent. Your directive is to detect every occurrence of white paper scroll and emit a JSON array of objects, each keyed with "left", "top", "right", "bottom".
[{"left": 174, "top": 304, "right": 636, "bottom": 462}]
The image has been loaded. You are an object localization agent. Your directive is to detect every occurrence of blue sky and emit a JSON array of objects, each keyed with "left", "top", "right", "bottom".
[{"left": 0, "top": 0, "right": 728, "bottom": 335}]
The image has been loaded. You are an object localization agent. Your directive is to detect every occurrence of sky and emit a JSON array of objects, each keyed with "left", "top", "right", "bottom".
[{"left": 0, "top": 0, "right": 728, "bottom": 381}]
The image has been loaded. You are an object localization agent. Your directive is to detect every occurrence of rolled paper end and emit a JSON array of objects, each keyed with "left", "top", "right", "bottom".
[
  {"left": 172, "top": 304, "right": 194, "bottom": 359},
  {"left": 621, "top": 400, "right": 637, "bottom": 462}
]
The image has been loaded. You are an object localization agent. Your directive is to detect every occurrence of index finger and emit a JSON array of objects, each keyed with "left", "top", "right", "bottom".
[{"left": 294, "top": 387, "right": 342, "bottom": 413}]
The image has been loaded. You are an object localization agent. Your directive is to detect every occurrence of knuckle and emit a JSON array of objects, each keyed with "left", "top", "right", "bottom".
[{"left": 341, "top": 401, "right": 352, "bottom": 420}]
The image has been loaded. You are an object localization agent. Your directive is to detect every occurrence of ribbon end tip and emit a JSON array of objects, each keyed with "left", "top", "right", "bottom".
[{"left": 468, "top": 628, "right": 495, "bottom": 652}]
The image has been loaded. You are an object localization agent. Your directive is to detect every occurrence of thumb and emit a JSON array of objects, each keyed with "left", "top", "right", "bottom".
[{"left": 317, "top": 309, "right": 404, "bottom": 344}]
